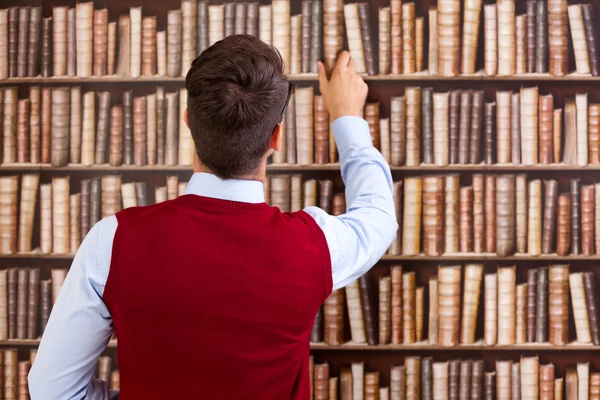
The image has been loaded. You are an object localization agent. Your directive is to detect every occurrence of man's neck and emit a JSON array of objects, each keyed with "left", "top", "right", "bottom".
[{"left": 193, "top": 158, "right": 267, "bottom": 182}]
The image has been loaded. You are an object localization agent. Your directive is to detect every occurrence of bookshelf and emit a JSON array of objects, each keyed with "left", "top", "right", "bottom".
[{"left": 3, "top": 0, "right": 600, "bottom": 397}]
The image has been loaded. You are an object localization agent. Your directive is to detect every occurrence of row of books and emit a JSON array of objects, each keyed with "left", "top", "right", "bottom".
[
  {"left": 310, "top": 356, "right": 599, "bottom": 400},
  {"left": 0, "top": 87, "right": 196, "bottom": 168},
  {"left": 1, "top": 1, "right": 598, "bottom": 80},
  {"left": 313, "top": 264, "right": 600, "bottom": 348},
  {"left": 3, "top": 173, "right": 600, "bottom": 257},
  {"left": 0, "top": 267, "right": 66, "bottom": 341},
  {"left": 5, "top": 85, "right": 600, "bottom": 168}
]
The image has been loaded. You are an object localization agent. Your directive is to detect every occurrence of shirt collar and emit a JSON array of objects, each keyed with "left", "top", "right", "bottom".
[{"left": 183, "top": 172, "right": 265, "bottom": 204}]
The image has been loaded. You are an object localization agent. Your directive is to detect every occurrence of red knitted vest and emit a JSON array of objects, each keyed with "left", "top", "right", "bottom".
[{"left": 102, "top": 194, "right": 332, "bottom": 399}]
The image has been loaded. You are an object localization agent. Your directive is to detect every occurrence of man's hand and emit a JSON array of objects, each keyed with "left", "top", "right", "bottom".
[{"left": 317, "top": 51, "right": 369, "bottom": 122}]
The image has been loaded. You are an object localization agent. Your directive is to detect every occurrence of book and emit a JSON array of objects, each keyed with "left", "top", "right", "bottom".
[
  {"left": 496, "top": 361, "right": 511, "bottom": 400},
  {"left": 0, "top": 10, "right": 7, "bottom": 79},
  {"left": 460, "top": 360, "right": 472, "bottom": 400},
  {"left": 582, "top": 185, "right": 595, "bottom": 255},
  {"left": 95, "top": 92, "right": 111, "bottom": 165},
  {"left": 484, "top": 372, "right": 496, "bottom": 399},
  {"left": 516, "top": 174, "right": 527, "bottom": 254},
  {"left": 402, "top": 271, "right": 415, "bottom": 344},
  {"left": 272, "top": 0, "right": 290, "bottom": 74},
  {"left": 17, "top": 174, "right": 38, "bottom": 253},
  {"left": 16, "top": 268, "right": 28, "bottom": 339},
  {"left": 540, "top": 364, "right": 555, "bottom": 400},
  {"left": 471, "top": 360, "right": 484, "bottom": 399},
  {"left": 300, "top": 1, "right": 312, "bottom": 73},
  {"left": 3, "top": 87, "right": 17, "bottom": 163},
  {"left": 484, "top": 273, "right": 497, "bottom": 346},
  {"left": 0, "top": 270, "right": 6, "bottom": 340},
  {"left": 310, "top": 1, "right": 322, "bottom": 74},
  {"left": 422, "top": 176, "right": 444, "bottom": 256},
  {"left": 116, "top": 15, "right": 131, "bottom": 77},
  {"left": 379, "top": 7, "right": 391, "bottom": 75},
  {"left": 402, "top": 177, "right": 422, "bottom": 255},
  {"left": 141, "top": 17, "right": 156, "bottom": 77},
  {"left": 405, "top": 357, "right": 421, "bottom": 399},
  {"left": 548, "top": 0, "right": 568, "bottom": 76},
  {"left": 535, "top": 0, "right": 548, "bottom": 73},
  {"left": 359, "top": 273, "right": 377, "bottom": 345},
  {"left": 390, "top": 266, "right": 402, "bottom": 345},
  {"left": 290, "top": 15, "right": 301, "bottom": 74},
  {"left": 526, "top": 269, "right": 537, "bottom": 343},
  {"left": 582, "top": 5, "right": 599, "bottom": 77},
  {"left": 527, "top": 179, "right": 542, "bottom": 255},
  {"left": 515, "top": 283, "right": 527, "bottom": 344},
  {"left": 539, "top": 94, "right": 554, "bottom": 164},
  {"left": 81, "top": 91, "right": 95, "bottom": 166},
  {"left": 391, "top": 365, "right": 405, "bottom": 400},
  {"left": 461, "top": 264, "right": 482, "bottom": 344},
  {"left": 536, "top": 267, "right": 549, "bottom": 343},
  {"left": 16, "top": 99, "right": 29, "bottom": 162},
  {"left": 485, "top": 175, "right": 496, "bottom": 253},
  {"left": 129, "top": 7, "right": 142, "bottom": 78},
  {"left": 520, "top": 87, "right": 539, "bottom": 165},
  {"left": 590, "top": 105, "right": 600, "bottom": 164},
  {"left": 415, "top": 17, "right": 423, "bottom": 73},
  {"left": 365, "top": 372, "right": 379, "bottom": 400},
  {"left": 133, "top": 96, "right": 147, "bottom": 166},
  {"left": 553, "top": 109, "right": 563, "bottom": 163},
  {"left": 583, "top": 272, "right": 600, "bottom": 346},
  {"left": 421, "top": 88, "right": 433, "bottom": 164},
  {"left": 379, "top": 276, "right": 391, "bottom": 345},
  {"left": 428, "top": 8, "right": 438, "bottom": 76},
  {"left": 314, "top": 363, "right": 329, "bottom": 400},
  {"left": 390, "top": 0, "right": 401, "bottom": 75},
  {"left": 401, "top": 3, "right": 415, "bottom": 74},
  {"left": 445, "top": 175, "right": 460, "bottom": 254},
  {"left": 578, "top": 363, "right": 589, "bottom": 400},
  {"left": 324, "top": 289, "right": 343, "bottom": 346},
  {"left": 515, "top": 15, "right": 526, "bottom": 75},
  {"left": 343, "top": 3, "right": 366, "bottom": 74},
  {"left": 568, "top": 5, "right": 590, "bottom": 74},
  {"left": 496, "top": 91, "right": 512, "bottom": 164},
  {"left": 438, "top": 265, "right": 461, "bottom": 347},
  {"left": 549, "top": 265, "right": 569, "bottom": 346},
  {"left": 542, "top": 180, "right": 558, "bottom": 254},
  {"left": 76, "top": 2, "right": 93, "bottom": 78},
  {"left": 571, "top": 179, "right": 582, "bottom": 254},
  {"left": 520, "top": 356, "right": 539, "bottom": 400},
  {"left": 557, "top": 193, "right": 571, "bottom": 256},
  {"left": 497, "top": 266, "right": 516, "bottom": 345},
  {"left": 405, "top": 87, "right": 421, "bottom": 166},
  {"left": 0, "top": 176, "right": 17, "bottom": 254},
  {"left": 511, "top": 93, "right": 521, "bottom": 164},
  {"left": 563, "top": 99, "right": 578, "bottom": 165},
  {"left": 576, "top": 94, "right": 589, "bottom": 166},
  {"left": 428, "top": 278, "right": 438, "bottom": 345},
  {"left": 390, "top": 96, "right": 406, "bottom": 166},
  {"left": 108, "top": 22, "right": 117, "bottom": 75},
  {"left": 437, "top": 0, "right": 460, "bottom": 77},
  {"left": 93, "top": 9, "right": 109, "bottom": 76},
  {"left": 380, "top": 118, "right": 391, "bottom": 164},
  {"left": 497, "top": 0, "right": 515, "bottom": 76},
  {"left": 422, "top": 357, "right": 433, "bottom": 400},
  {"left": 458, "top": 91, "right": 472, "bottom": 164},
  {"left": 52, "top": 177, "right": 70, "bottom": 254},
  {"left": 433, "top": 92, "right": 449, "bottom": 166},
  {"left": 27, "top": 7, "right": 41, "bottom": 78},
  {"left": 101, "top": 175, "right": 121, "bottom": 218},
  {"left": 461, "top": 0, "right": 482, "bottom": 75},
  {"left": 146, "top": 93, "right": 157, "bottom": 165},
  {"left": 415, "top": 286, "right": 424, "bottom": 342},
  {"left": 459, "top": 186, "right": 473, "bottom": 253},
  {"left": 358, "top": 3, "right": 376, "bottom": 76},
  {"left": 197, "top": 1, "right": 209, "bottom": 53},
  {"left": 570, "top": 272, "right": 592, "bottom": 343},
  {"left": 52, "top": 7, "right": 67, "bottom": 76},
  {"left": 340, "top": 367, "right": 352, "bottom": 400},
  {"left": 496, "top": 175, "right": 516, "bottom": 256},
  {"left": 27, "top": 268, "right": 39, "bottom": 339}
]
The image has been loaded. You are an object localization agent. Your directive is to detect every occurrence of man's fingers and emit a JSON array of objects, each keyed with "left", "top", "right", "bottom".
[
  {"left": 334, "top": 51, "right": 351, "bottom": 73},
  {"left": 348, "top": 58, "right": 357, "bottom": 74},
  {"left": 317, "top": 62, "right": 329, "bottom": 90}
]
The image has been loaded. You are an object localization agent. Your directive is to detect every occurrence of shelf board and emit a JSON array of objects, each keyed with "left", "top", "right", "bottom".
[
  {"left": 0, "top": 339, "right": 117, "bottom": 348},
  {"left": 2, "top": 163, "right": 600, "bottom": 173},
  {"left": 2, "top": 72, "right": 600, "bottom": 84}
]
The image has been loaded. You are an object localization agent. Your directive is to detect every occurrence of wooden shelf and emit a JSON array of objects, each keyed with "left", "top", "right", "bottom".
[
  {"left": 2, "top": 163, "right": 600, "bottom": 173},
  {"left": 2, "top": 72, "right": 600, "bottom": 84},
  {"left": 0, "top": 339, "right": 117, "bottom": 348}
]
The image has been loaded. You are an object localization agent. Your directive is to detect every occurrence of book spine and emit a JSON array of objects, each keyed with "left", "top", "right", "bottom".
[
  {"left": 568, "top": 5, "right": 590, "bottom": 74},
  {"left": 438, "top": 266, "right": 461, "bottom": 347},
  {"left": 423, "top": 176, "right": 444, "bottom": 256},
  {"left": 390, "top": 96, "right": 406, "bottom": 166},
  {"left": 437, "top": 0, "right": 460, "bottom": 76},
  {"left": 0, "top": 270, "right": 7, "bottom": 340},
  {"left": 359, "top": 273, "right": 377, "bottom": 345},
  {"left": 272, "top": 0, "right": 291, "bottom": 74},
  {"left": 460, "top": 264, "right": 483, "bottom": 344},
  {"left": 496, "top": 175, "right": 516, "bottom": 256},
  {"left": 428, "top": 278, "right": 438, "bottom": 345},
  {"left": 548, "top": 0, "right": 568, "bottom": 76},
  {"left": 17, "top": 99, "right": 30, "bottom": 163},
  {"left": 141, "top": 17, "right": 157, "bottom": 77},
  {"left": 496, "top": 361, "right": 511, "bottom": 400},
  {"left": 76, "top": 3, "right": 93, "bottom": 78},
  {"left": 557, "top": 193, "right": 571, "bottom": 256},
  {"left": 449, "top": 91, "right": 460, "bottom": 164},
  {"left": 165, "top": 91, "right": 178, "bottom": 166},
  {"left": 415, "top": 17, "right": 423, "bottom": 73},
  {"left": 343, "top": 3, "right": 366, "bottom": 74},
  {"left": 421, "top": 88, "right": 433, "bottom": 164},
  {"left": 542, "top": 180, "right": 558, "bottom": 254},
  {"left": 497, "top": 266, "right": 516, "bottom": 345},
  {"left": 536, "top": 267, "right": 549, "bottom": 342},
  {"left": 378, "top": 276, "right": 391, "bottom": 345},
  {"left": 484, "top": 273, "right": 497, "bottom": 346},
  {"left": 379, "top": 7, "right": 391, "bottom": 76},
  {"left": 538, "top": 94, "right": 554, "bottom": 164},
  {"left": 390, "top": 266, "right": 402, "bottom": 345},
  {"left": 309, "top": 1, "right": 321, "bottom": 73},
  {"left": 17, "top": 174, "right": 39, "bottom": 253},
  {"left": 520, "top": 356, "right": 539, "bottom": 400},
  {"left": 570, "top": 272, "right": 593, "bottom": 343},
  {"left": 484, "top": 102, "right": 496, "bottom": 164},
  {"left": 130, "top": 7, "right": 142, "bottom": 78},
  {"left": 582, "top": 5, "right": 599, "bottom": 76},
  {"left": 527, "top": 179, "right": 542, "bottom": 256},
  {"left": 178, "top": 88, "right": 194, "bottom": 165},
  {"left": 549, "top": 265, "right": 569, "bottom": 346},
  {"left": 484, "top": 5, "right": 497, "bottom": 76},
  {"left": 535, "top": 0, "right": 548, "bottom": 73},
  {"left": 0, "top": 10, "right": 7, "bottom": 80},
  {"left": 572, "top": 179, "right": 582, "bottom": 254},
  {"left": 405, "top": 87, "right": 421, "bottom": 166},
  {"left": 422, "top": 357, "right": 433, "bottom": 400},
  {"left": 584, "top": 272, "right": 600, "bottom": 345},
  {"left": 296, "top": 87, "right": 314, "bottom": 165},
  {"left": 402, "top": 3, "right": 415, "bottom": 74},
  {"left": 445, "top": 175, "right": 460, "bottom": 254},
  {"left": 496, "top": 91, "right": 512, "bottom": 164},
  {"left": 515, "top": 15, "right": 526, "bottom": 75},
  {"left": 402, "top": 271, "right": 415, "bottom": 344},
  {"left": 497, "top": 0, "right": 515, "bottom": 76},
  {"left": 41, "top": 17, "right": 51, "bottom": 77},
  {"left": 520, "top": 87, "right": 539, "bottom": 165},
  {"left": 485, "top": 175, "right": 496, "bottom": 253},
  {"left": 3, "top": 87, "right": 17, "bottom": 163},
  {"left": 109, "top": 105, "right": 123, "bottom": 166},
  {"left": 93, "top": 9, "right": 109, "bottom": 76},
  {"left": 515, "top": 283, "right": 527, "bottom": 344},
  {"left": 95, "top": 92, "right": 111, "bottom": 165},
  {"left": 289, "top": 15, "right": 301, "bottom": 75},
  {"left": 459, "top": 360, "right": 472, "bottom": 400},
  {"left": 402, "top": 177, "right": 422, "bottom": 255},
  {"left": 582, "top": 185, "right": 595, "bottom": 255},
  {"left": 459, "top": 186, "right": 473, "bottom": 253},
  {"left": 345, "top": 280, "right": 366, "bottom": 343},
  {"left": 323, "top": 289, "right": 343, "bottom": 346},
  {"left": 458, "top": 91, "right": 472, "bottom": 164},
  {"left": 27, "top": 7, "right": 41, "bottom": 78},
  {"left": 461, "top": 0, "right": 482, "bottom": 75},
  {"left": 390, "top": 0, "right": 401, "bottom": 75},
  {"left": 358, "top": 3, "right": 376, "bottom": 76},
  {"left": 511, "top": 93, "right": 521, "bottom": 164}
]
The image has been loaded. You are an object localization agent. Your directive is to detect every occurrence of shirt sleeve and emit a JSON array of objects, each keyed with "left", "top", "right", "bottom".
[
  {"left": 28, "top": 216, "right": 118, "bottom": 400},
  {"left": 303, "top": 116, "right": 398, "bottom": 291}
]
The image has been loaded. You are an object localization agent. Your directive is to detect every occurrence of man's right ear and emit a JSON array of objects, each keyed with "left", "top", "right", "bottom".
[{"left": 270, "top": 124, "right": 282, "bottom": 152}]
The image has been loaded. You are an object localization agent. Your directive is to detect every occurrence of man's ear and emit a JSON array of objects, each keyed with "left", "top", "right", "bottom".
[
  {"left": 184, "top": 108, "right": 189, "bottom": 128},
  {"left": 270, "top": 123, "right": 282, "bottom": 152}
]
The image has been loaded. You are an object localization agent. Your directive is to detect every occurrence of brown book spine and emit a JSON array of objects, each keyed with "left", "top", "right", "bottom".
[
  {"left": 108, "top": 22, "right": 116, "bottom": 75},
  {"left": 449, "top": 91, "right": 460, "bottom": 164},
  {"left": 592, "top": 373, "right": 600, "bottom": 400},
  {"left": 66, "top": 8, "right": 75, "bottom": 76},
  {"left": 582, "top": 5, "right": 599, "bottom": 77},
  {"left": 496, "top": 175, "right": 516, "bottom": 256},
  {"left": 438, "top": 266, "right": 461, "bottom": 347},
  {"left": 459, "top": 360, "right": 472, "bottom": 400},
  {"left": 402, "top": 177, "right": 422, "bottom": 255},
  {"left": 584, "top": 272, "right": 600, "bottom": 345},
  {"left": 68, "top": 87, "right": 81, "bottom": 164},
  {"left": 484, "top": 372, "right": 495, "bottom": 400},
  {"left": 0, "top": 270, "right": 8, "bottom": 341},
  {"left": 358, "top": 3, "right": 376, "bottom": 76},
  {"left": 484, "top": 273, "right": 498, "bottom": 345},
  {"left": 540, "top": 364, "right": 555, "bottom": 400},
  {"left": 497, "top": 0, "right": 515, "bottom": 76},
  {"left": 7, "top": 7, "right": 18, "bottom": 78},
  {"left": 539, "top": 94, "right": 554, "bottom": 164},
  {"left": 26, "top": 268, "right": 39, "bottom": 339},
  {"left": 379, "top": 276, "right": 391, "bottom": 345},
  {"left": 27, "top": 7, "right": 41, "bottom": 78},
  {"left": 309, "top": 1, "right": 321, "bottom": 74},
  {"left": 324, "top": 289, "right": 343, "bottom": 346},
  {"left": 497, "top": 266, "right": 517, "bottom": 345},
  {"left": 109, "top": 106, "right": 123, "bottom": 166},
  {"left": 40, "top": 87, "right": 51, "bottom": 163},
  {"left": 94, "top": 92, "right": 111, "bottom": 165},
  {"left": 590, "top": 105, "right": 600, "bottom": 164},
  {"left": 428, "top": 278, "right": 438, "bottom": 345},
  {"left": 133, "top": 96, "right": 147, "bottom": 166},
  {"left": 570, "top": 272, "right": 592, "bottom": 343},
  {"left": 69, "top": 193, "right": 80, "bottom": 251},
  {"left": 458, "top": 91, "right": 472, "bottom": 165},
  {"left": 557, "top": 193, "right": 571, "bottom": 256},
  {"left": 526, "top": 269, "right": 537, "bottom": 343},
  {"left": 379, "top": 7, "right": 391, "bottom": 76},
  {"left": 470, "top": 91, "right": 484, "bottom": 165},
  {"left": 422, "top": 176, "right": 444, "bottom": 256},
  {"left": 390, "top": 266, "right": 402, "bottom": 345},
  {"left": 527, "top": 179, "right": 542, "bottom": 255},
  {"left": 146, "top": 93, "right": 157, "bottom": 165},
  {"left": 402, "top": 3, "right": 415, "bottom": 74},
  {"left": 93, "top": 9, "right": 108, "bottom": 76},
  {"left": 16, "top": 268, "right": 29, "bottom": 339},
  {"left": 52, "top": 7, "right": 67, "bottom": 76},
  {"left": 141, "top": 17, "right": 156, "bottom": 77},
  {"left": 484, "top": 102, "right": 496, "bottom": 164},
  {"left": 535, "top": 0, "right": 548, "bottom": 73},
  {"left": 405, "top": 87, "right": 421, "bottom": 166},
  {"left": 485, "top": 175, "right": 496, "bottom": 253},
  {"left": 290, "top": 15, "right": 301, "bottom": 75},
  {"left": 549, "top": 265, "right": 569, "bottom": 346},
  {"left": 516, "top": 283, "right": 527, "bottom": 344},
  {"left": 17, "top": 99, "right": 30, "bottom": 163},
  {"left": 41, "top": 17, "right": 51, "bottom": 78},
  {"left": 390, "top": 0, "right": 401, "bottom": 75},
  {"left": 437, "top": 0, "right": 460, "bottom": 77},
  {"left": 421, "top": 357, "right": 433, "bottom": 400},
  {"left": 459, "top": 186, "right": 474, "bottom": 253},
  {"left": 390, "top": 96, "right": 406, "bottom": 166},
  {"left": 536, "top": 267, "right": 549, "bottom": 342},
  {"left": 3, "top": 87, "right": 17, "bottom": 163},
  {"left": 548, "top": 0, "right": 568, "bottom": 76},
  {"left": 365, "top": 102, "right": 380, "bottom": 151},
  {"left": 17, "top": 174, "right": 38, "bottom": 253},
  {"left": 526, "top": 1, "right": 536, "bottom": 73},
  {"left": 50, "top": 87, "right": 70, "bottom": 167},
  {"left": 516, "top": 175, "right": 528, "bottom": 254},
  {"left": 542, "top": 180, "right": 558, "bottom": 254},
  {"left": 402, "top": 271, "right": 415, "bottom": 344},
  {"left": 101, "top": 175, "right": 121, "bottom": 218},
  {"left": 496, "top": 91, "right": 512, "bottom": 164},
  {"left": 515, "top": 15, "right": 527, "bottom": 75},
  {"left": 76, "top": 3, "right": 93, "bottom": 78},
  {"left": 314, "top": 363, "right": 329, "bottom": 400},
  {"left": 582, "top": 185, "right": 595, "bottom": 255},
  {"left": 484, "top": 5, "right": 497, "bottom": 76},
  {"left": 7, "top": 268, "right": 17, "bottom": 338},
  {"left": 571, "top": 179, "right": 581, "bottom": 255},
  {"left": 445, "top": 175, "right": 460, "bottom": 254},
  {"left": 569, "top": 5, "right": 590, "bottom": 74},
  {"left": 421, "top": 88, "right": 433, "bottom": 164},
  {"left": 460, "top": 264, "right": 483, "bottom": 344},
  {"left": 359, "top": 273, "right": 378, "bottom": 345},
  {"left": 0, "top": 10, "right": 8, "bottom": 80},
  {"left": 389, "top": 182, "right": 403, "bottom": 255},
  {"left": 81, "top": 91, "right": 95, "bottom": 166}
]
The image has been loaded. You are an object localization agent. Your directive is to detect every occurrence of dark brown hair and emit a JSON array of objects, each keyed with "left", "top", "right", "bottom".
[{"left": 185, "top": 35, "right": 290, "bottom": 179}]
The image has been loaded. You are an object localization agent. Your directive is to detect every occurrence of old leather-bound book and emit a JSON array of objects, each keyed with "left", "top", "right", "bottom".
[
  {"left": 542, "top": 180, "right": 558, "bottom": 254},
  {"left": 319, "top": 180, "right": 333, "bottom": 213},
  {"left": 4, "top": 349, "right": 18, "bottom": 397},
  {"left": 155, "top": 88, "right": 166, "bottom": 164},
  {"left": 520, "top": 87, "right": 539, "bottom": 165},
  {"left": 578, "top": 363, "right": 590, "bottom": 400},
  {"left": 0, "top": 10, "right": 7, "bottom": 79},
  {"left": 164, "top": 91, "right": 178, "bottom": 166},
  {"left": 511, "top": 363, "right": 521, "bottom": 400},
  {"left": 271, "top": 176, "right": 291, "bottom": 212},
  {"left": 88, "top": 178, "right": 101, "bottom": 228},
  {"left": 421, "top": 357, "right": 433, "bottom": 400},
  {"left": 357, "top": 3, "right": 376, "bottom": 76},
  {"left": 146, "top": 93, "right": 157, "bottom": 165},
  {"left": 428, "top": 278, "right": 438, "bottom": 345},
  {"left": 289, "top": 15, "right": 301, "bottom": 75},
  {"left": 365, "top": 103, "right": 380, "bottom": 151},
  {"left": 390, "top": 96, "right": 406, "bottom": 166},
  {"left": 549, "top": 265, "right": 569, "bottom": 346},
  {"left": 52, "top": 176, "right": 70, "bottom": 254},
  {"left": 313, "top": 96, "right": 328, "bottom": 164},
  {"left": 566, "top": 368, "right": 578, "bottom": 400},
  {"left": 437, "top": 0, "right": 460, "bottom": 76},
  {"left": 17, "top": 99, "right": 30, "bottom": 163},
  {"left": 390, "top": 365, "right": 405, "bottom": 400},
  {"left": 471, "top": 92, "right": 484, "bottom": 164},
  {"left": 563, "top": 99, "right": 577, "bottom": 165},
  {"left": 536, "top": 267, "right": 549, "bottom": 342},
  {"left": 582, "top": 5, "right": 599, "bottom": 76},
  {"left": 181, "top": 0, "right": 197, "bottom": 76},
  {"left": 402, "top": 177, "right": 422, "bottom": 255},
  {"left": 497, "top": 266, "right": 516, "bottom": 345},
  {"left": 39, "top": 183, "right": 52, "bottom": 254},
  {"left": 415, "top": 17, "right": 424, "bottom": 72},
  {"left": 535, "top": 0, "right": 548, "bottom": 73},
  {"left": 93, "top": 9, "right": 109, "bottom": 76},
  {"left": 496, "top": 91, "right": 512, "bottom": 164},
  {"left": 95, "top": 92, "right": 111, "bottom": 165},
  {"left": 461, "top": 0, "right": 482, "bottom": 75},
  {"left": 115, "top": 15, "right": 131, "bottom": 77},
  {"left": 402, "top": 271, "right": 416, "bottom": 344},
  {"left": 208, "top": 5, "right": 224, "bottom": 46},
  {"left": 132, "top": 96, "right": 147, "bottom": 166},
  {"left": 178, "top": 88, "right": 195, "bottom": 165},
  {"left": 516, "top": 175, "right": 528, "bottom": 254},
  {"left": 484, "top": 372, "right": 495, "bottom": 400},
  {"left": 97, "top": 356, "right": 112, "bottom": 384},
  {"left": 224, "top": 3, "right": 235, "bottom": 37},
  {"left": 1, "top": 88, "right": 15, "bottom": 162},
  {"left": 421, "top": 88, "right": 433, "bottom": 164},
  {"left": 16, "top": 268, "right": 28, "bottom": 339},
  {"left": 129, "top": 7, "right": 143, "bottom": 78},
  {"left": 548, "top": 0, "right": 568, "bottom": 76},
  {"left": 68, "top": 87, "right": 81, "bottom": 164},
  {"left": 458, "top": 91, "right": 472, "bottom": 164},
  {"left": 311, "top": 307, "right": 323, "bottom": 343},
  {"left": 526, "top": 269, "right": 537, "bottom": 343},
  {"left": 339, "top": 368, "right": 352, "bottom": 400},
  {"left": 415, "top": 286, "right": 424, "bottom": 341},
  {"left": 592, "top": 374, "right": 600, "bottom": 400},
  {"left": 388, "top": 182, "right": 403, "bottom": 255},
  {"left": 295, "top": 88, "right": 314, "bottom": 165},
  {"left": 365, "top": 372, "right": 379, "bottom": 400},
  {"left": 461, "top": 264, "right": 482, "bottom": 344},
  {"left": 0, "top": 270, "right": 6, "bottom": 340},
  {"left": 557, "top": 194, "right": 571, "bottom": 255},
  {"left": 527, "top": 179, "right": 542, "bottom": 255},
  {"left": 438, "top": 265, "right": 461, "bottom": 347},
  {"left": 485, "top": 175, "right": 496, "bottom": 253},
  {"left": 314, "top": 363, "right": 329, "bottom": 400},
  {"left": 484, "top": 273, "right": 498, "bottom": 346},
  {"left": 121, "top": 183, "right": 137, "bottom": 209},
  {"left": 495, "top": 361, "right": 511, "bottom": 400},
  {"left": 196, "top": 1, "right": 209, "bottom": 53},
  {"left": 309, "top": 0, "right": 322, "bottom": 73},
  {"left": 141, "top": 17, "right": 156, "bottom": 77},
  {"left": 555, "top": 378, "right": 564, "bottom": 400},
  {"left": 405, "top": 357, "right": 421, "bottom": 399},
  {"left": 401, "top": 3, "right": 415, "bottom": 74},
  {"left": 235, "top": 3, "right": 247, "bottom": 35},
  {"left": 109, "top": 106, "right": 124, "bottom": 166},
  {"left": 52, "top": 7, "right": 67, "bottom": 76},
  {"left": 27, "top": 7, "right": 41, "bottom": 78},
  {"left": 449, "top": 91, "right": 460, "bottom": 164},
  {"left": 459, "top": 186, "right": 474, "bottom": 253},
  {"left": 381, "top": 118, "right": 391, "bottom": 163},
  {"left": 510, "top": 93, "right": 521, "bottom": 164},
  {"left": 75, "top": 2, "right": 93, "bottom": 77},
  {"left": 590, "top": 105, "right": 600, "bottom": 164},
  {"left": 569, "top": 5, "right": 590, "bottom": 74},
  {"left": 405, "top": 87, "right": 421, "bottom": 166},
  {"left": 423, "top": 176, "right": 444, "bottom": 256},
  {"left": 390, "top": 0, "right": 401, "bottom": 75},
  {"left": 299, "top": 1, "right": 311, "bottom": 73},
  {"left": 497, "top": 0, "right": 515, "bottom": 76},
  {"left": 108, "top": 22, "right": 117, "bottom": 75},
  {"left": 26, "top": 267, "right": 39, "bottom": 339},
  {"left": 379, "top": 7, "right": 391, "bottom": 75},
  {"left": 445, "top": 175, "right": 460, "bottom": 253},
  {"left": 496, "top": 175, "right": 516, "bottom": 256},
  {"left": 576, "top": 94, "right": 589, "bottom": 166},
  {"left": 582, "top": 185, "right": 595, "bottom": 255},
  {"left": 17, "top": 174, "right": 38, "bottom": 253},
  {"left": 484, "top": 5, "right": 497, "bottom": 76},
  {"left": 101, "top": 175, "right": 122, "bottom": 218},
  {"left": 7, "top": 268, "right": 17, "bottom": 337},
  {"left": 596, "top": 184, "right": 600, "bottom": 253},
  {"left": 446, "top": 360, "right": 459, "bottom": 400},
  {"left": 583, "top": 272, "right": 600, "bottom": 345},
  {"left": 359, "top": 273, "right": 377, "bottom": 345},
  {"left": 379, "top": 276, "right": 391, "bottom": 345},
  {"left": 520, "top": 357, "right": 539, "bottom": 399},
  {"left": 571, "top": 179, "right": 582, "bottom": 254},
  {"left": 323, "top": 290, "right": 344, "bottom": 346},
  {"left": 80, "top": 91, "right": 95, "bottom": 166},
  {"left": 570, "top": 272, "right": 592, "bottom": 343},
  {"left": 515, "top": 15, "right": 526, "bottom": 75},
  {"left": 471, "top": 360, "right": 484, "bottom": 400},
  {"left": 272, "top": 0, "right": 291, "bottom": 74},
  {"left": 26, "top": 93, "right": 40, "bottom": 162},
  {"left": 390, "top": 266, "right": 402, "bottom": 344},
  {"left": 135, "top": 182, "right": 148, "bottom": 206},
  {"left": 515, "top": 283, "right": 527, "bottom": 343},
  {"left": 352, "top": 362, "right": 365, "bottom": 400},
  {"left": 539, "top": 364, "right": 555, "bottom": 400},
  {"left": 51, "top": 87, "right": 70, "bottom": 167},
  {"left": 41, "top": 17, "right": 51, "bottom": 77},
  {"left": 166, "top": 10, "right": 182, "bottom": 78},
  {"left": 539, "top": 94, "right": 554, "bottom": 164},
  {"left": 459, "top": 360, "right": 472, "bottom": 400}
]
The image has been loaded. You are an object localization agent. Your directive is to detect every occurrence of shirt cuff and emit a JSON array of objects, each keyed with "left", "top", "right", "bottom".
[{"left": 332, "top": 116, "right": 373, "bottom": 152}]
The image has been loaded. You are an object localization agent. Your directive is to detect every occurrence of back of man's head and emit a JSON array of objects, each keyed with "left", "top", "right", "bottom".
[{"left": 185, "top": 35, "right": 290, "bottom": 179}]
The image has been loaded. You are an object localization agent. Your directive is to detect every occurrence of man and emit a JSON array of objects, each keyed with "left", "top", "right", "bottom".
[{"left": 29, "top": 35, "right": 396, "bottom": 399}]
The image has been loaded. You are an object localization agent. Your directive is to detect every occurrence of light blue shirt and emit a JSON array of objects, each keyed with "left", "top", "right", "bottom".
[{"left": 28, "top": 116, "right": 397, "bottom": 400}]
